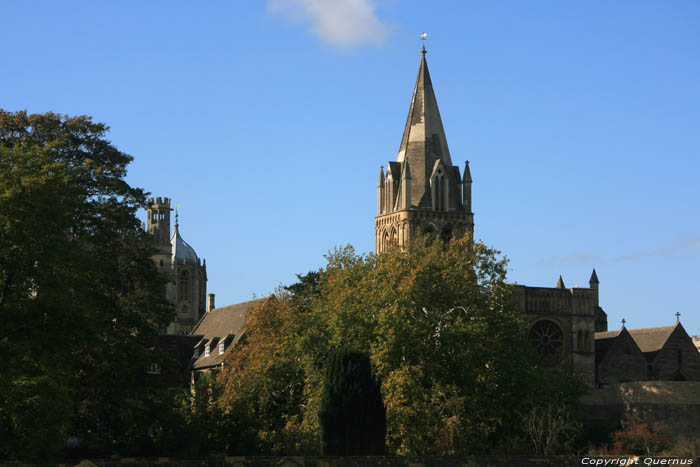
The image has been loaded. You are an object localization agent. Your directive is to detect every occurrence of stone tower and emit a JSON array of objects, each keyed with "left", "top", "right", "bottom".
[
  {"left": 147, "top": 198, "right": 207, "bottom": 335},
  {"left": 376, "top": 46, "right": 474, "bottom": 252},
  {"left": 147, "top": 197, "right": 172, "bottom": 273}
]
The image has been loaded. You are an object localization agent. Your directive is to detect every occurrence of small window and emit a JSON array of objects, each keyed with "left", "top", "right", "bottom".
[
  {"left": 219, "top": 342, "right": 225, "bottom": 355},
  {"left": 205, "top": 345, "right": 210, "bottom": 357},
  {"left": 194, "top": 348, "right": 200, "bottom": 358},
  {"left": 148, "top": 363, "right": 161, "bottom": 375}
]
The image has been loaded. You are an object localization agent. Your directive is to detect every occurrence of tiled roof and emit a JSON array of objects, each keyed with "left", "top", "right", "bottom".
[{"left": 190, "top": 296, "right": 272, "bottom": 370}]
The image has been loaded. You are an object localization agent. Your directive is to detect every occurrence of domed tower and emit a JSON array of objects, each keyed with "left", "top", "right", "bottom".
[
  {"left": 166, "top": 212, "right": 207, "bottom": 334},
  {"left": 376, "top": 46, "right": 474, "bottom": 252},
  {"left": 148, "top": 198, "right": 207, "bottom": 335}
]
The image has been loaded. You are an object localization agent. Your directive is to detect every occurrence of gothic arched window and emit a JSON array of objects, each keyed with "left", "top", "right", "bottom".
[
  {"left": 179, "top": 270, "right": 190, "bottom": 300},
  {"left": 440, "top": 226, "right": 452, "bottom": 243}
]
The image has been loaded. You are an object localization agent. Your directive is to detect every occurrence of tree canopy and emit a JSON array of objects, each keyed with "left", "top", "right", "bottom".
[
  {"left": 218, "top": 236, "right": 584, "bottom": 455},
  {"left": 0, "top": 110, "right": 173, "bottom": 459}
]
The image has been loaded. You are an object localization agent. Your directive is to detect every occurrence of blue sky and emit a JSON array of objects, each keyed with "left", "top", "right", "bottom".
[{"left": 2, "top": 1, "right": 699, "bottom": 334}]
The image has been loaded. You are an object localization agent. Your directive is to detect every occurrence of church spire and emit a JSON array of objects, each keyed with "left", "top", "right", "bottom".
[
  {"left": 374, "top": 45, "right": 474, "bottom": 253},
  {"left": 396, "top": 46, "right": 454, "bottom": 209}
]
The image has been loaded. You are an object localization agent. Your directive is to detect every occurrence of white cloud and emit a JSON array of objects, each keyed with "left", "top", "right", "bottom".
[{"left": 267, "top": 0, "right": 388, "bottom": 48}]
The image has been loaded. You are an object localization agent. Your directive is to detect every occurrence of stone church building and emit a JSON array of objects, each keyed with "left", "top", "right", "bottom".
[
  {"left": 145, "top": 45, "right": 700, "bottom": 391},
  {"left": 146, "top": 197, "right": 208, "bottom": 335},
  {"left": 375, "top": 45, "right": 700, "bottom": 387}
]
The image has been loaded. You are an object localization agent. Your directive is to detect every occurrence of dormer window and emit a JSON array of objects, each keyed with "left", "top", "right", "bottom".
[
  {"left": 205, "top": 345, "right": 210, "bottom": 357},
  {"left": 219, "top": 342, "right": 225, "bottom": 355},
  {"left": 194, "top": 348, "right": 200, "bottom": 358},
  {"left": 148, "top": 363, "right": 161, "bottom": 375}
]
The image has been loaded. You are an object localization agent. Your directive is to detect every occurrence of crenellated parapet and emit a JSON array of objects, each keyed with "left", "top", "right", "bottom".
[{"left": 511, "top": 285, "right": 596, "bottom": 317}]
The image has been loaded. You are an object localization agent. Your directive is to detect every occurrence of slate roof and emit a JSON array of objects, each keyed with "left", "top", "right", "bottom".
[
  {"left": 628, "top": 324, "right": 677, "bottom": 353},
  {"left": 595, "top": 323, "right": 680, "bottom": 364},
  {"left": 190, "top": 296, "right": 272, "bottom": 370},
  {"left": 595, "top": 329, "right": 622, "bottom": 340}
]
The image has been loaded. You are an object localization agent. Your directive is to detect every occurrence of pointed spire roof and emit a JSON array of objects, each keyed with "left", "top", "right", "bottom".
[
  {"left": 463, "top": 160, "right": 472, "bottom": 183},
  {"left": 395, "top": 46, "right": 454, "bottom": 208},
  {"left": 397, "top": 46, "right": 452, "bottom": 166},
  {"left": 556, "top": 275, "right": 566, "bottom": 289},
  {"left": 589, "top": 268, "right": 599, "bottom": 285},
  {"left": 378, "top": 165, "right": 385, "bottom": 187}
]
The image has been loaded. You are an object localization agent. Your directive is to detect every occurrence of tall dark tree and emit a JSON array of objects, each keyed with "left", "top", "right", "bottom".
[
  {"left": 319, "top": 350, "right": 386, "bottom": 455},
  {"left": 0, "top": 110, "right": 173, "bottom": 460}
]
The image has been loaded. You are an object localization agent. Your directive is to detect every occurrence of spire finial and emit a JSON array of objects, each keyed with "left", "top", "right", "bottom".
[
  {"left": 622, "top": 318, "right": 626, "bottom": 328},
  {"left": 174, "top": 203, "right": 182, "bottom": 228},
  {"left": 589, "top": 268, "right": 600, "bottom": 285},
  {"left": 556, "top": 275, "right": 566, "bottom": 289},
  {"left": 421, "top": 32, "right": 427, "bottom": 54},
  {"left": 676, "top": 312, "right": 681, "bottom": 322}
]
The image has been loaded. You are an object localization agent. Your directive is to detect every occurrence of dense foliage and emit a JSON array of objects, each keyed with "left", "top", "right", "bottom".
[
  {"left": 218, "top": 237, "right": 586, "bottom": 455},
  {"left": 0, "top": 109, "right": 586, "bottom": 458},
  {"left": 319, "top": 350, "right": 386, "bottom": 455},
  {"left": 0, "top": 110, "right": 174, "bottom": 460}
]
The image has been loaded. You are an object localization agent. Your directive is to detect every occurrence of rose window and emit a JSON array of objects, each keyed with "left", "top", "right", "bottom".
[{"left": 528, "top": 320, "right": 564, "bottom": 366}]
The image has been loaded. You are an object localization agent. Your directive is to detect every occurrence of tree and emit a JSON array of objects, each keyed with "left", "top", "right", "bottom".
[
  {"left": 218, "top": 236, "right": 584, "bottom": 455},
  {"left": 319, "top": 350, "right": 386, "bottom": 455},
  {"left": 0, "top": 110, "right": 173, "bottom": 460}
]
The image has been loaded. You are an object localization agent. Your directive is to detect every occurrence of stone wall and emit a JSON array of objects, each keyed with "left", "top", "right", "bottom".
[
  {"left": 581, "top": 381, "right": 700, "bottom": 439},
  {"left": 597, "top": 331, "right": 647, "bottom": 385},
  {"left": 27, "top": 456, "right": 699, "bottom": 467},
  {"left": 651, "top": 328, "right": 700, "bottom": 380}
]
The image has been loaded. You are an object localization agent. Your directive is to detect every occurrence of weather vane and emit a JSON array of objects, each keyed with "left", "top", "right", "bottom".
[{"left": 421, "top": 32, "right": 427, "bottom": 45}]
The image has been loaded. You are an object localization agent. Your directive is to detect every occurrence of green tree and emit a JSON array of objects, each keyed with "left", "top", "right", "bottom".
[
  {"left": 319, "top": 350, "right": 386, "bottom": 455},
  {"left": 219, "top": 236, "right": 584, "bottom": 455},
  {"left": 0, "top": 110, "right": 173, "bottom": 460}
]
